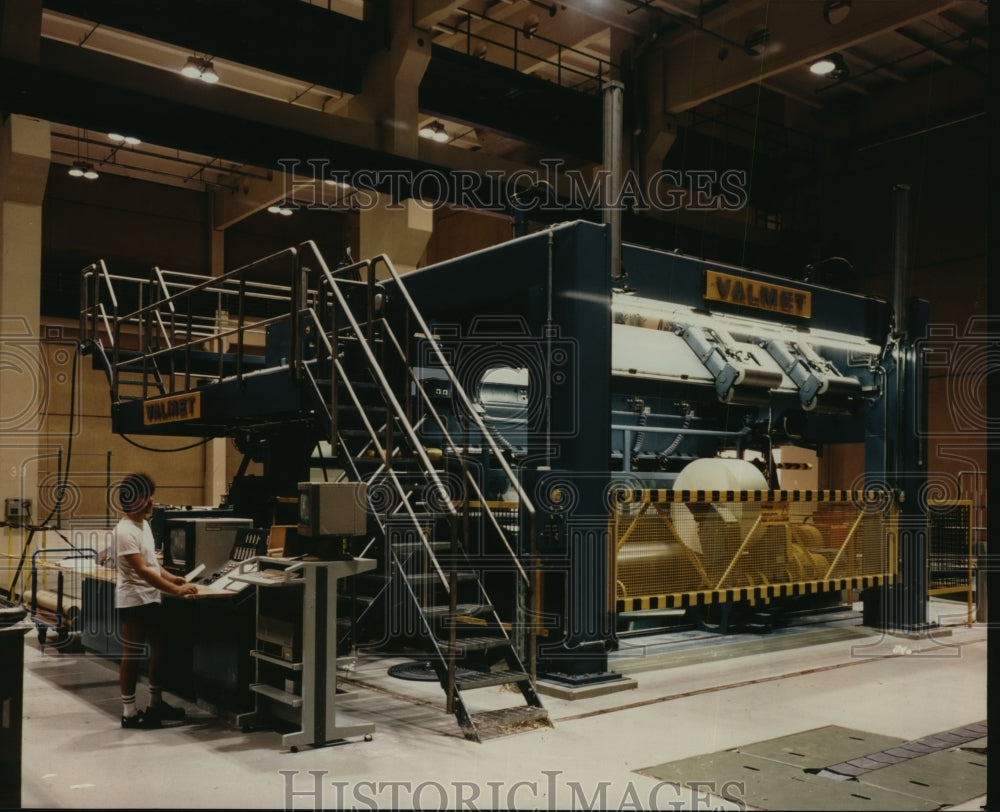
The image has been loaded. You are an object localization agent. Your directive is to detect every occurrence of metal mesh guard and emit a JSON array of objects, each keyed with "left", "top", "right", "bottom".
[{"left": 611, "top": 490, "right": 897, "bottom": 610}]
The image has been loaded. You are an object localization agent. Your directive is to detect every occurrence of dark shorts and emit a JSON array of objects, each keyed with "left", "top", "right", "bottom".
[
  {"left": 118, "top": 602, "right": 164, "bottom": 645},
  {"left": 118, "top": 602, "right": 163, "bottom": 622}
]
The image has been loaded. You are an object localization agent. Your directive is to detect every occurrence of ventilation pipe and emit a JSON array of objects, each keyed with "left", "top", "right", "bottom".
[
  {"left": 891, "top": 183, "right": 910, "bottom": 337},
  {"left": 603, "top": 81, "right": 624, "bottom": 280}
]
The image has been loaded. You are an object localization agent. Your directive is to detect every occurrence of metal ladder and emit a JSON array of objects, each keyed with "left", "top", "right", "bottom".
[{"left": 297, "top": 242, "right": 549, "bottom": 741}]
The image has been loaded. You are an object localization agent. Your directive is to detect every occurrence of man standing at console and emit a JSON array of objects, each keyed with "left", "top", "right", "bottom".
[{"left": 115, "top": 472, "right": 197, "bottom": 728}]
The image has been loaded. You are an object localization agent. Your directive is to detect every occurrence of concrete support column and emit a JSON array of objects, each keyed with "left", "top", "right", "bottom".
[
  {"left": 349, "top": 0, "right": 432, "bottom": 159},
  {"left": 0, "top": 114, "right": 50, "bottom": 530},
  {"left": 359, "top": 198, "right": 434, "bottom": 275},
  {"left": 635, "top": 47, "right": 677, "bottom": 191}
]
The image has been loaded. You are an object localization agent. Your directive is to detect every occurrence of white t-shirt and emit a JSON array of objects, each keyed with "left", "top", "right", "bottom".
[{"left": 114, "top": 516, "right": 163, "bottom": 609}]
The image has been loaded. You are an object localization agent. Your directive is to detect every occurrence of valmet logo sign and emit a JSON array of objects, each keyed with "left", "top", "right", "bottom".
[{"left": 704, "top": 270, "right": 811, "bottom": 319}]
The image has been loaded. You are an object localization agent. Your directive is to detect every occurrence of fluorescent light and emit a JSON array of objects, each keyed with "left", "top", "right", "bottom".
[
  {"left": 181, "top": 57, "right": 203, "bottom": 79},
  {"left": 181, "top": 56, "right": 220, "bottom": 83},
  {"left": 810, "top": 53, "right": 848, "bottom": 79},
  {"left": 419, "top": 121, "right": 449, "bottom": 142},
  {"left": 109, "top": 133, "right": 142, "bottom": 146},
  {"left": 69, "top": 160, "right": 98, "bottom": 179}
]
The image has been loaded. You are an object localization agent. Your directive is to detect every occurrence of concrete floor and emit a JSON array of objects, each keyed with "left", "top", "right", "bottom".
[{"left": 18, "top": 599, "right": 987, "bottom": 811}]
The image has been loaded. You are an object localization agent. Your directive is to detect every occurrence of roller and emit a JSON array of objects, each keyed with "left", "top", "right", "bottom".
[{"left": 670, "top": 458, "right": 768, "bottom": 554}]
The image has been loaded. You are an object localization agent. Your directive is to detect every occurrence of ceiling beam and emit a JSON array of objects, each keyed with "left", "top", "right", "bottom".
[
  {"left": 760, "top": 81, "right": 823, "bottom": 110},
  {"left": 40, "top": 0, "right": 386, "bottom": 95},
  {"left": 893, "top": 28, "right": 953, "bottom": 65},
  {"left": 843, "top": 48, "right": 908, "bottom": 83},
  {"left": 412, "top": 0, "right": 467, "bottom": 30},
  {"left": 660, "top": 0, "right": 964, "bottom": 113},
  {"left": 556, "top": 0, "right": 655, "bottom": 38}
]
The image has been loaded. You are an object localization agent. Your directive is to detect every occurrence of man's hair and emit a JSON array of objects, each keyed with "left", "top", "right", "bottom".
[{"left": 120, "top": 472, "right": 156, "bottom": 514}]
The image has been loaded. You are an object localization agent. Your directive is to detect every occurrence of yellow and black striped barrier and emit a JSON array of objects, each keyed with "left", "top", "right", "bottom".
[
  {"left": 616, "top": 574, "right": 896, "bottom": 613},
  {"left": 610, "top": 488, "right": 898, "bottom": 612},
  {"left": 613, "top": 489, "right": 892, "bottom": 505}
]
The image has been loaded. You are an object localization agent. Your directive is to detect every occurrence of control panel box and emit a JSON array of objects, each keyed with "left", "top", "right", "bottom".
[{"left": 297, "top": 482, "right": 368, "bottom": 538}]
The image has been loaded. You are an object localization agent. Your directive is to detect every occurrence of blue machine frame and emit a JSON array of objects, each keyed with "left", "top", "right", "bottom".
[
  {"left": 83, "top": 219, "right": 928, "bottom": 680},
  {"left": 380, "top": 220, "right": 927, "bottom": 676}
]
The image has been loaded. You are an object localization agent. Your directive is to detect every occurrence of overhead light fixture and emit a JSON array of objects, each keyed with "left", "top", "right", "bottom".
[
  {"left": 68, "top": 160, "right": 99, "bottom": 179},
  {"left": 200, "top": 62, "right": 219, "bottom": 84},
  {"left": 809, "top": 53, "right": 849, "bottom": 79},
  {"left": 181, "top": 56, "right": 202, "bottom": 79},
  {"left": 744, "top": 26, "right": 771, "bottom": 56},
  {"left": 418, "top": 121, "right": 449, "bottom": 142},
  {"left": 267, "top": 202, "right": 294, "bottom": 216},
  {"left": 181, "top": 56, "right": 219, "bottom": 83},
  {"left": 823, "top": 0, "right": 852, "bottom": 25},
  {"left": 108, "top": 132, "right": 141, "bottom": 146}
]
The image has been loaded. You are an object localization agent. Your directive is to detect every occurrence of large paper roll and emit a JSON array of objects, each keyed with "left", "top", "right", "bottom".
[{"left": 671, "top": 457, "right": 767, "bottom": 554}]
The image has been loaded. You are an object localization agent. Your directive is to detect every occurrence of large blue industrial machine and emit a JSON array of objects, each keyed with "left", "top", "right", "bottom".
[{"left": 80, "top": 218, "right": 927, "bottom": 735}]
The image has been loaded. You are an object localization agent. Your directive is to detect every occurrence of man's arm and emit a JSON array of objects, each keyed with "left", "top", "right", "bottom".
[{"left": 123, "top": 553, "right": 197, "bottom": 596}]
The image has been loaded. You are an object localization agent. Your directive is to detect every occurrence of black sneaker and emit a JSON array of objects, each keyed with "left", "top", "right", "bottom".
[
  {"left": 148, "top": 700, "right": 186, "bottom": 722},
  {"left": 121, "top": 710, "right": 148, "bottom": 729}
]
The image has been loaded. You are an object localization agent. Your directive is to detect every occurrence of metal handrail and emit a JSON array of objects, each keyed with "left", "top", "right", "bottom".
[
  {"left": 360, "top": 250, "right": 540, "bottom": 683},
  {"left": 300, "top": 242, "right": 539, "bottom": 689},
  {"left": 80, "top": 249, "right": 300, "bottom": 398},
  {"left": 301, "top": 242, "right": 538, "bottom": 560},
  {"left": 368, "top": 253, "right": 537, "bottom": 539},
  {"left": 301, "top": 307, "right": 452, "bottom": 589}
]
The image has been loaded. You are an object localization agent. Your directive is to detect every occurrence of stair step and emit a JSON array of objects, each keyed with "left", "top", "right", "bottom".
[
  {"left": 468, "top": 706, "right": 549, "bottom": 733},
  {"left": 405, "top": 571, "right": 477, "bottom": 586},
  {"left": 392, "top": 540, "right": 451, "bottom": 554},
  {"left": 422, "top": 603, "right": 494, "bottom": 619},
  {"left": 438, "top": 635, "right": 511, "bottom": 654},
  {"left": 387, "top": 511, "right": 443, "bottom": 525},
  {"left": 455, "top": 669, "right": 531, "bottom": 690}
]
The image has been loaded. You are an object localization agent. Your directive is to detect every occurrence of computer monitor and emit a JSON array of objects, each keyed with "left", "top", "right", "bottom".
[
  {"left": 297, "top": 482, "right": 367, "bottom": 538},
  {"left": 162, "top": 517, "right": 253, "bottom": 575}
]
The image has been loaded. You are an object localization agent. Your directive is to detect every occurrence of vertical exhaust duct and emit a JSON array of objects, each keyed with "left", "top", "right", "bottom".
[
  {"left": 891, "top": 183, "right": 911, "bottom": 337},
  {"left": 603, "top": 81, "right": 624, "bottom": 280}
]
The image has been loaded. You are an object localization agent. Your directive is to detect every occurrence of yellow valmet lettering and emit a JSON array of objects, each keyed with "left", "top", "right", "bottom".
[
  {"left": 704, "top": 270, "right": 811, "bottom": 319},
  {"left": 143, "top": 393, "right": 201, "bottom": 425}
]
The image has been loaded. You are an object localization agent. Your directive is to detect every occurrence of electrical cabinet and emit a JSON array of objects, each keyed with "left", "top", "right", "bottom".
[{"left": 235, "top": 557, "right": 376, "bottom": 751}]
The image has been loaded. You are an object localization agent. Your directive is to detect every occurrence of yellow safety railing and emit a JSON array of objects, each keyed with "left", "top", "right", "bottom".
[
  {"left": 927, "top": 499, "right": 975, "bottom": 627},
  {"left": 610, "top": 489, "right": 897, "bottom": 612}
]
